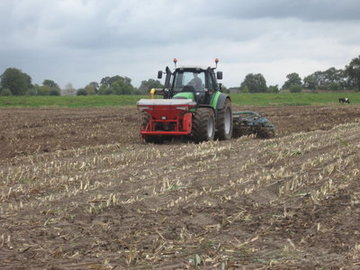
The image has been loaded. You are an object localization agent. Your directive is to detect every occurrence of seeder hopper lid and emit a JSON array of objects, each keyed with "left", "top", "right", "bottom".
[{"left": 137, "top": 99, "right": 196, "bottom": 106}]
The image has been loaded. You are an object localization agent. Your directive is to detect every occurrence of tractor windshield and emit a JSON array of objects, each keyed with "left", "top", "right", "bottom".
[{"left": 173, "top": 71, "right": 205, "bottom": 92}]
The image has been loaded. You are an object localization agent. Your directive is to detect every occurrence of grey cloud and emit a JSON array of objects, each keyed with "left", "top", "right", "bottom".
[
  {"left": 0, "top": 0, "right": 359, "bottom": 89},
  {"left": 204, "top": 0, "right": 360, "bottom": 21}
]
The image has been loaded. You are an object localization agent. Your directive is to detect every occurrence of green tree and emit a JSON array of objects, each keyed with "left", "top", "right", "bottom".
[
  {"left": 240, "top": 73, "right": 267, "bottom": 93},
  {"left": 303, "top": 68, "right": 348, "bottom": 90},
  {"left": 138, "top": 79, "right": 163, "bottom": 93},
  {"left": 100, "top": 76, "right": 111, "bottom": 87},
  {"left": 99, "top": 75, "right": 135, "bottom": 95},
  {"left": 42, "top": 79, "right": 61, "bottom": 96},
  {"left": 37, "top": 85, "right": 51, "bottom": 96},
  {"left": 325, "top": 68, "right": 346, "bottom": 90},
  {"left": 49, "top": 88, "right": 61, "bottom": 96},
  {"left": 268, "top": 85, "right": 279, "bottom": 93},
  {"left": 0, "top": 88, "right": 12, "bottom": 96},
  {"left": 98, "top": 84, "right": 112, "bottom": 95},
  {"left": 0, "top": 68, "right": 32, "bottom": 95},
  {"left": 282, "top": 73, "right": 302, "bottom": 90},
  {"left": 85, "top": 82, "right": 99, "bottom": 95},
  {"left": 345, "top": 55, "right": 360, "bottom": 91},
  {"left": 43, "top": 79, "right": 59, "bottom": 89},
  {"left": 112, "top": 80, "right": 133, "bottom": 94},
  {"left": 289, "top": 84, "right": 302, "bottom": 93},
  {"left": 84, "top": 84, "right": 97, "bottom": 95},
  {"left": 76, "top": 88, "right": 87, "bottom": 96},
  {"left": 303, "top": 73, "right": 318, "bottom": 89}
]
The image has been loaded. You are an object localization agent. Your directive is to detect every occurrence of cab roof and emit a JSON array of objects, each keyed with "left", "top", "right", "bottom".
[{"left": 175, "top": 66, "right": 215, "bottom": 72}]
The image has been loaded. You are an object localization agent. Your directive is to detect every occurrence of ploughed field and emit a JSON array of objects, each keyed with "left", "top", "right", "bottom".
[{"left": 1, "top": 105, "right": 360, "bottom": 269}]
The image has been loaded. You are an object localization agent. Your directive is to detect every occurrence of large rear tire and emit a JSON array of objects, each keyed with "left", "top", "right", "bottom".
[
  {"left": 192, "top": 108, "right": 215, "bottom": 143},
  {"left": 216, "top": 98, "right": 233, "bottom": 140}
]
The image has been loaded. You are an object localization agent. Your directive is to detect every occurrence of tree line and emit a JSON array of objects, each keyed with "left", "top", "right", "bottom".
[
  {"left": 0, "top": 68, "right": 163, "bottom": 96},
  {"left": 239, "top": 55, "right": 360, "bottom": 93},
  {"left": 1, "top": 55, "right": 359, "bottom": 96}
]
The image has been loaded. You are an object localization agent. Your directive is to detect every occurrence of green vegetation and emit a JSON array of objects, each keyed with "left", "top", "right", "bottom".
[
  {"left": 0, "top": 92, "right": 359, "bottom": 108},
  {"left": 283, "top": 73, "right": 302, "bottom": 92},
  {"left": 1, "top": 68, "right": 32, "bottom": 95},
  {"left": 230, "top": 92, "right": 360, "bottom": 106},
  {"left": 237, "top": 55, "right": 360, "bottom": 93},
  {"left": 240, "top": 73, "right": 267, "bottom": 93},
  {"left": 0, "top": 95, "right": 147, "bottom": 108},
  {"left": 346, "top": 55, "right": 360, "bottom": 91}
]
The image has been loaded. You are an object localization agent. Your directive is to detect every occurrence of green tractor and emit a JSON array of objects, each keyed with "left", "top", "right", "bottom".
[
  {"left": 137, "top": 58, "right": 275, "bottom": 143},
  {"left": 137, "top": 58, "right": 233, "bottom": 143}
]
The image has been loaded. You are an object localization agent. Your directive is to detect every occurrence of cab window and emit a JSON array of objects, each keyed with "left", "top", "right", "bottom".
[{"left": 173, "top": 71, "right": 205, "bottom": 92}]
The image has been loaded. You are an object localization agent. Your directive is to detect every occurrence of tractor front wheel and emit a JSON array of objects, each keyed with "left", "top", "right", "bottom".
[{"left": 192, "top": 108, "right": 215, "bottom": 143}]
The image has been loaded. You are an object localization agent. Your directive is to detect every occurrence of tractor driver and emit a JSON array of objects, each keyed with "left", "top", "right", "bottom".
[{"left": 188, "top": 73, "right": 203, "bottom": 90}]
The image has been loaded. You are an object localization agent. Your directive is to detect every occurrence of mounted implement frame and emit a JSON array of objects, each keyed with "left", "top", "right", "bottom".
[
  {"left": 138, "top": 99, "right": 196, "bottom": 136},
  {"left": 232, "top": 111, "right": 275, "bottom": 139}
]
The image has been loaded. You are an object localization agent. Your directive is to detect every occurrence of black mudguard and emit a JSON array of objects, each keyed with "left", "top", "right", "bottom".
[{"left": 216, "top": 93, "right": 231, "bottom": 110}]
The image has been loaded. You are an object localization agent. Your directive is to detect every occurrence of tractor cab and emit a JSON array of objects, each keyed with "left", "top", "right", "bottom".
[{"left": 158, "top": 60, "right": 223, "bottom": 107}]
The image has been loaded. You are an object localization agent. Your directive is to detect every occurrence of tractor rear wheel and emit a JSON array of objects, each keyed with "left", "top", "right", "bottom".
[
  {"left": 192, "top": 108, "right": 215, "bottom": 143},
  {"left": 216, "top": 98, "right": 233, "bottom": 140}
]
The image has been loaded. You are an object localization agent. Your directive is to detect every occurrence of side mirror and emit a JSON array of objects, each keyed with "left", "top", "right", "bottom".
[
  {"left": 157, "top": 71, "right": 163, "bottom": 79},
  {"left": 217, "top": 71, "right": 223, "bottom": 80}
]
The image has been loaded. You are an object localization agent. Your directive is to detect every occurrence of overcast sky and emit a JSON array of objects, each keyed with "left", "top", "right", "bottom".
[{"left": 1, "top": 0, "right": 360, "bottom": 89}]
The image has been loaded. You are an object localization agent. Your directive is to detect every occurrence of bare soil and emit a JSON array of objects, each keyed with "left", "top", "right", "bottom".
[{"left": 1, "top": 105, "right": 360, "bottom": 269}]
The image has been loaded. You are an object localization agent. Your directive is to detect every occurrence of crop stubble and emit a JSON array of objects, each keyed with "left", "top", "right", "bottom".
[{"left": 0, "top": 105, "right": 360, "bottom": 269}]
